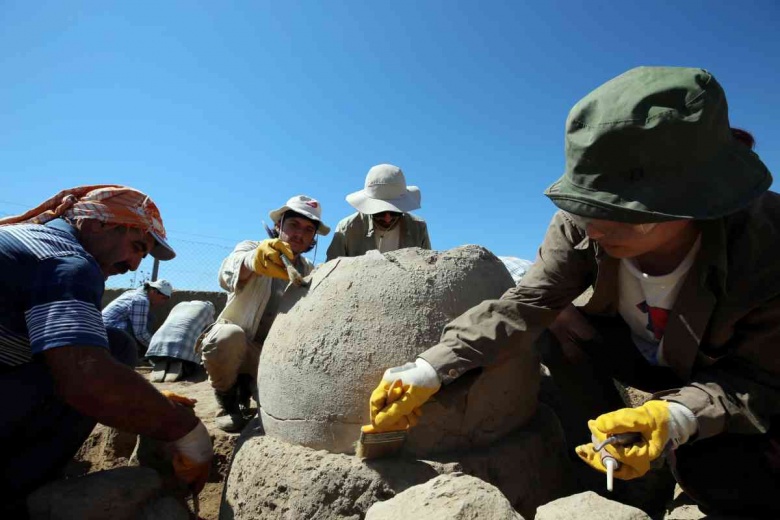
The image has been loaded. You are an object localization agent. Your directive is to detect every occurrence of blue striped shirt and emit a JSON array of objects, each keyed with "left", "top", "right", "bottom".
[{"left": 0, "top": 219, "right": 108, "bottom": 367}]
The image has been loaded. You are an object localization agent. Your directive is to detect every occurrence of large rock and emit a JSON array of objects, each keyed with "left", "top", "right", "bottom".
[
  {"left": 27, "top": 466, "right": 162, "bottom": 520},
  {"left": 535, "top": 491, "right": 651, "bottom": 520},
  {"left": 365, "top": 473, "right": 524, "bottom": 520},
  {"left": 221, "top": 405, "right": 574, "bottom": 520},
  {"left": 220, "top": 424, "right": 452, "bottom": 520},
  {"left": 451, "top": 405, "right": 575, "bottom": 518},
  {"left": 258, "top": 246, "right": 540, "bottom": 455},
  {"left": 72, "top": 425, "right": 138, "bottom": 472}
]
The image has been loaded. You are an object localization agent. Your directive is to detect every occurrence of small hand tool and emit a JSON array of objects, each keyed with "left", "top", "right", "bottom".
[
  {"left": 262, "top": 221, "right": 307, "bottom": 286},
  {"left": 593, "top": 432, "right": 643, "bottom": 492}
]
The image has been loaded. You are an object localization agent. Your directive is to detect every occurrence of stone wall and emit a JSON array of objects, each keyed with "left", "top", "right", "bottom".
[{"left": 102, "top": 289, "right": 226, "bottom": 334}]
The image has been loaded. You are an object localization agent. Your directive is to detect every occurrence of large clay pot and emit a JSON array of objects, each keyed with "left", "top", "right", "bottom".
[{"left": 257, "top": 246, "right": 540, "bottom": 455}]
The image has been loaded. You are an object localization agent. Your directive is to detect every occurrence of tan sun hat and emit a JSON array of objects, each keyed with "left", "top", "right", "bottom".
[
  {"left": 269, "top": 195, "right": 330, "bottom": 236},
  {"left": 346, "top": 164, "right": 421, "bottom": 215}
]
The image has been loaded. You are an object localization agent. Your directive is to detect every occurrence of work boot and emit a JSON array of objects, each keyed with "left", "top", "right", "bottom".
[
  {"left": 214, "top": 384, "right": 248, "bottom": 433},
  {"left": 236, "top": 374, "right": 258, "bottom": 417}
]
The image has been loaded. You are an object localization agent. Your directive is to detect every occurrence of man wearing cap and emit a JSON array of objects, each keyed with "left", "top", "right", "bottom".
[
  {"left": 326, "top": 164, "right": 430, "bottom": 260},
  {"left": 102, "top": 279, "right": 173, "bottom": 357},
  {"left": 198, "top": 195, "right": 330, "bottom": 432},
  {"left": 366, "top": 68, "right": 779, "bottom": 516},
  {"left": 0, "top": 185, "right": 212, "bottom": 515}
]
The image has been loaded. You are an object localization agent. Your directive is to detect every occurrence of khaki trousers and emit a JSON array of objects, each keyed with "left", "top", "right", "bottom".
[{"left": 198, "top": 320, "right": 261, "bottom": 392}]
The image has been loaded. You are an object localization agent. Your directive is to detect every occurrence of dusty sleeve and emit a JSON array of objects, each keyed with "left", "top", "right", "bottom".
[
  {"left": 419, "top": 211, "right": 596, "bottom": 383},
  {"left": 218, "top": 241, "right": 259, "bottom": 293},
  {"left": 660, "top": 297, "right": 780, "bottom": 439}
]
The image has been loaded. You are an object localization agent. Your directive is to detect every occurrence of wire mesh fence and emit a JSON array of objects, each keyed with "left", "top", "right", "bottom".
[
  {"left": 106, "top": 236, "right": 236, "bottom": 292},
  {"left": 0, "top": 203, "right": 323, "bottom": 292}
]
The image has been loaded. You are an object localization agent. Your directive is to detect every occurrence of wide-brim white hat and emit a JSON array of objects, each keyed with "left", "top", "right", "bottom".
[
  {"left": 269, "top": 195, "right": 330, "bottom": 236},
  {"left": 346, "top": 164, "right": 421, "bottom": 215}
]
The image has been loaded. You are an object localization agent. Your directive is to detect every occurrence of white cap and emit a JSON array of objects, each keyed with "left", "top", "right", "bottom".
[
  {"left": 269, "top": 195, "right": 330, "bottom": 236},
  {"left": 146, "top": 279, "right": 173, "bottom": 297},
  {"left": 346, "top": 164, "right": 421, "bottom": 215}
]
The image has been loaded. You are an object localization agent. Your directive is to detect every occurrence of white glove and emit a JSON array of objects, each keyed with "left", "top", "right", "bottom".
[
  {"left": 171, "top": 421, "right": 212, "bottom": 463},
  {"left": 170, "top": 421, "right": 213, "bottom": 493}
]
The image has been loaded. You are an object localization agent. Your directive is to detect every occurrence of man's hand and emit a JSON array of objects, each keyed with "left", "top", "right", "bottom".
[
  {"left": 548, "top": 304, "right": 595, "bottom": 363},
  {"left": 575, "top": 400, "right": 697, "bottom": 480},
  {"left": 247, "top": 239, "right": 294, "bottom": 280},
  {"left": 363, "top": 379, "right": 423, "bottom": 432},
  {"left": 370, "top": 359, "right": 441, "bottom": 430},
  {"left": 171, "top": 421, "right": 213, "bottom": 494}
]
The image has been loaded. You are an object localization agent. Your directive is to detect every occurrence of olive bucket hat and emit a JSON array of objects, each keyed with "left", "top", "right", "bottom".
[{"left": 545, "top": 66, "right": 772, "bottom": 223}]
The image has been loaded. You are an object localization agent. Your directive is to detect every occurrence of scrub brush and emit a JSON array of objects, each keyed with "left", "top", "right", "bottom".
[{"left": 355, "top": 380, "right": 408, "bottom": 459}]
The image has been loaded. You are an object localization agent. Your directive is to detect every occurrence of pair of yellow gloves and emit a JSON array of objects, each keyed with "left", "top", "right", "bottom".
[{"left": 368, "top": 362, "right": 696, "bottom": 480}]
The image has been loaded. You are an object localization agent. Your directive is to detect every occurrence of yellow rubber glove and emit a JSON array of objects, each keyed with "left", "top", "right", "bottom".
[
  {"left": 171, "top": 421, "right": 213, "bottom": 495},
  {"left": 249, "top": 239, "right": 294, "bottom": 280},
  {"left": 575, "top": 400, "right": 696, "bottom": 480},
  {"left": 370, "top": 358, "right": 441, "bottom": 430},
  {"left": 161, "top": 390, "right": 197, "bottom": 408},
  {"left": 363, "top": 379, "right": 423, "bottom": 433}
]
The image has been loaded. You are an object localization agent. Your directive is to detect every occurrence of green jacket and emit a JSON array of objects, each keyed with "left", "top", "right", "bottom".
[
  {"left": 420, "top": 192, "right": 780, "bottom": 441},
  {"left": 325, "top": 212, "right": 431, "bottom": 261}
]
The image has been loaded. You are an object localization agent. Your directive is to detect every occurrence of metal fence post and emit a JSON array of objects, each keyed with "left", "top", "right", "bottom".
[{"left": 151, "top": 258, "right": 160, "bottom": 282}]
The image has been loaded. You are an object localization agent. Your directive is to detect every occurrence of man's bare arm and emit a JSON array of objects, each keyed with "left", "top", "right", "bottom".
[{"left": 44, "top": 345, "right": 198, "bottom": 441}]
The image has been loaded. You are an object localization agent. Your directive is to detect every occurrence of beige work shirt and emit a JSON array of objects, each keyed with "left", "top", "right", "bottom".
[
  {"left": 325, "top": 212, "right": 431, "bottom": 260},
  {"left": 217, "top": 240, "right": 313, "bottom": 339}
]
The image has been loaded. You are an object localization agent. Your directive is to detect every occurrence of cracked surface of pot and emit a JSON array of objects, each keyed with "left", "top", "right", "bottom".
[{"left": 257, "top": 245, "right": 541, "bottom": 455}]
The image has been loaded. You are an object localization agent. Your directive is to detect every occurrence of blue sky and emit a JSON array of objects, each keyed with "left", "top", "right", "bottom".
[{"left": 2, "top": 1, "right": 778, "bottom": 290}]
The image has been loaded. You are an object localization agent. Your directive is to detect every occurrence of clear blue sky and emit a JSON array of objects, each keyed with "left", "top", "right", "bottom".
[{"left": 2, "top": 1, "right": 778, "bottom": 290}]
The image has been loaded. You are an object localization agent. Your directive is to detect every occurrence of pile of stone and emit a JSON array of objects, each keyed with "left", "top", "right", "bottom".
[{"left": 27, "top": 467, "right": 189, "bottom": 520}]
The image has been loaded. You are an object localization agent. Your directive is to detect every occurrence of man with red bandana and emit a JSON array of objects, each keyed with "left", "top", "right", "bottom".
[{"left": 0, "top": 186, "right": 212, "bottom": 516}]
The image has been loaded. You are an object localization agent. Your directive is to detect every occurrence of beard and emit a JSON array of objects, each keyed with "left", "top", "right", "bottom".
[{"left": 373, "top": 217, "right": 400, "bottom": 231}]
